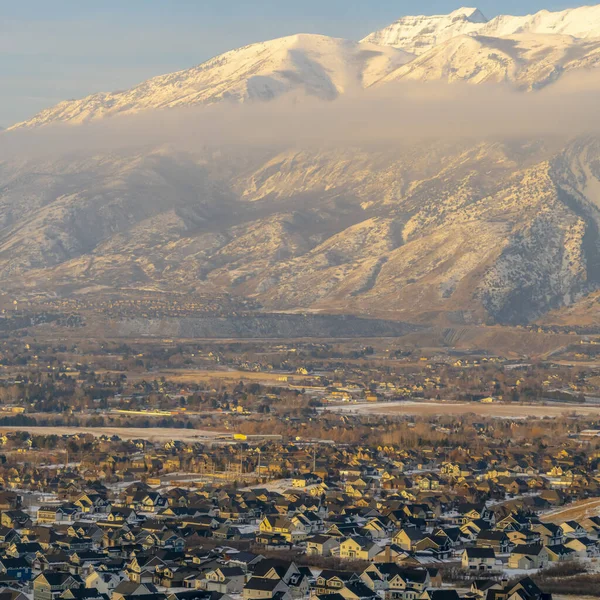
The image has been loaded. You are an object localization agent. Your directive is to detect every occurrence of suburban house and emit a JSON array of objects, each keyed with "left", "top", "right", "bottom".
[
  {"left": 475, "top": 530, "right": 512, "bottom": 553},
  {"left": 33, "top": 573, "right": 83, "bottom": 600},
  {"left": 201, "top": 566, "right": 246, "bottom": 594},
  {"left": 461, "top": 548, "right": 496, "bottom": 571},
  {"left": 243, "top": 577, "right": 289, "bottom": 600},
  {"left": 531, "top": 523, "right": 563, "bottom": 547},
  {"left": 508, "top": 545, "right": 549, "bottom": 570},
  {"left": 340, "top": 537, "right": 382, "bottom": 561},
  {"left": 306, "top": 535, "right": 340, "bottom": 557}
]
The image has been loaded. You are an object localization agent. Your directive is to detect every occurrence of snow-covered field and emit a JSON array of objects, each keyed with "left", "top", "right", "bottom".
[
  {"left": 541, "top": 498, "right": 600, "bottom": 523},
  {"left": 0, "top": 425, "right": 224, "bottom": 443},
  {"left": 325, "top": 400, "right": 600, "bottom": 418}
]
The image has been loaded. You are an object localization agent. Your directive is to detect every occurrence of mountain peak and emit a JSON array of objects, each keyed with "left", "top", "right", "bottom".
[
  {"left": 361, "top": 7, "right": 490, "bottom": 54},
  {"left": 450, "top": 7, "right": 488, "bottom": 22},
  {"left": 363, "top": 3, "right": 600, "bottom": 53}
]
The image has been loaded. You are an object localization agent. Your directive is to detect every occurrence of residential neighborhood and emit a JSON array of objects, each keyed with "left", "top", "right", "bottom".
[
  {"left": 0, "top": 334, "right": 596, "bottom": 599},
  {"left": 0, "top": 420, "right": 593, "bottom": 600}
]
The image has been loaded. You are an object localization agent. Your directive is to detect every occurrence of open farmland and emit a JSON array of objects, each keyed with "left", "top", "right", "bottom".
[
  {"left": 0, "top": 425, "right": 226, "bottom": 443},
  {"left": 326, "top": 400, "right": 600, "bottom": 418},
  {"left": 107, "top": 368, "right": 315, "bottom": 385},
  {"left": 541, "top": 498, "right": 600, "bottom": 523}
]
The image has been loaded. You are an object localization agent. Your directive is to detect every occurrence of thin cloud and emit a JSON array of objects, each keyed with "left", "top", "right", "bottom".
[{"left": 2, "top": 73, "right": 600, "bottom": 159}]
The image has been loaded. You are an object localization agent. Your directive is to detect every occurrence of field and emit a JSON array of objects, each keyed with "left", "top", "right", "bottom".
[
  {"left": 108, "top": 368, "right": 314, "bottom": 385},
  {"left": 400, "top": 326, "right": 580, "bottom": 359},
  {"left": 327, "top": 400, "right": 600, "bottom": 418},
  {"left": 541, "top": 498, "right": 600, "bottom": 523},
  {"left": 0, "top": 425, "right": 226, "bottom": 443}
]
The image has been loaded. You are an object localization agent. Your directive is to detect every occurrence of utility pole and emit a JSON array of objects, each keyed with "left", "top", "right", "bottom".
[{"left": 313, "top": 446, "right": 316, "bottom": 473}]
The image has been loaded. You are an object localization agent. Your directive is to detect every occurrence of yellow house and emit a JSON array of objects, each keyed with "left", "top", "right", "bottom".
[
  {"left": 339, "top": 537, "right": 381, "bottom": 561},
  {"left": 392, "top": 529, "right": 421, "bottom": 551},
  {"left": 259, "top": 516, "right": 305, "bottom": 542}
]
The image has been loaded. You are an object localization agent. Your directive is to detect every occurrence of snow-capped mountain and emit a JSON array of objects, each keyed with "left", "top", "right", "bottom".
[
  {"left": 364, "top": 4, "right": 600, "bottom": 54},
  {"left": 481, "top": 3, "right": 600, "bottom": 39},
  {"left": 10, "top": 34, "right": 412, "bottom": 130},
  {"left": 378, "top": 33, "right": 600, "bottom": 89},
  {"left": 10, "top": 4, "right": 600, "bottom": 130},
  {"left": 362, "top": 7, "right": 488, "bottom": 55}
]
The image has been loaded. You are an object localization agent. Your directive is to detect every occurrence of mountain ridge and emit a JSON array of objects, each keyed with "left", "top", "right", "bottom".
[
  {"left": 8, "top": 34, "right": 413, "bottom": 130},
  {"left": 362, "top": 7, "right": 489, "bottom": 54},
  {"left": 1, "top": 137, "right": 599, "bottom": 326},
  {"left": 377, "top": 33, "right": 600, "bottom": 89},
  {"left": 364, "top": 4, "right": 600, "bottom": 54},
  {"left": 10, "top": 4, "right": 600, "bottom": 130}
]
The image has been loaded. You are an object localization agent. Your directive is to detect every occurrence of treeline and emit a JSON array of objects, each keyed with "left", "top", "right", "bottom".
[
  {"left": 0, "top": 415, "right": 38, "bottom": 426},
  {"left": 529, "top": 562, "right": 599, "bottom": 598}
]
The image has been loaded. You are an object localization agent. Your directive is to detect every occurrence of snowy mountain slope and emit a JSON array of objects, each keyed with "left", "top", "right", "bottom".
[
  {"left": 481, "top": 3, "right": 600, "bottom": 39},
  {"left": 363, "top": 4, "right": 600, "bottom": 55},
  {"left": 376, "top": 33, "right": 600, "bottom": 89},
  {"left": 11, "top": 4, "right": 600, "bottom": 131},
  {"left": 362, "top": 7, "right": 488, "bottom": 55},
  {"left": 10, "top": 34, "right": 412, "bottom": 130}
]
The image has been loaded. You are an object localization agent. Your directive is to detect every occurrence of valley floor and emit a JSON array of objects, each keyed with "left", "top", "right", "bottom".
[
  {"left": 0, "top": 425, "right": 224, "bottom": 443},
  {"left": 325, "top": 399, "right": 600, "bottom": 418}
]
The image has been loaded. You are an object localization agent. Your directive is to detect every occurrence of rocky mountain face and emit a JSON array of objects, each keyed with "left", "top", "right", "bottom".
[
  {"left": 362, "top": 7, "right": 488, "bottom": 55},
  {"left": 1, "top": 138, "right": 600, "bottom": 326},
  {"left": 3, "top": 5, "right": 600, "bottom": 328},
  {"left": 364, "top": 4, "right": 600, "bottom": 54},
  {"left": 379, "top": 34, "right": 600, "bottom": 89}
]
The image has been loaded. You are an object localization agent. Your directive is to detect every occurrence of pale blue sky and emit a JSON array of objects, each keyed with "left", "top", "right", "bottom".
[{"left": 0, "top": 0, "right": 585, "bottom": 126}]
